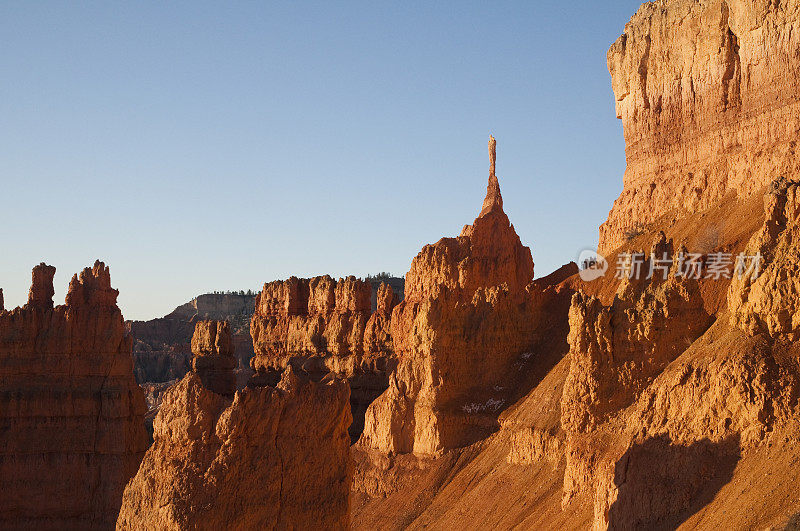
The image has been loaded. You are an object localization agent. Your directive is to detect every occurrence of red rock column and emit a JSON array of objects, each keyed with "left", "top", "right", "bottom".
[{"left": 191, "top": 319, "right": 237, "bottom": 396}]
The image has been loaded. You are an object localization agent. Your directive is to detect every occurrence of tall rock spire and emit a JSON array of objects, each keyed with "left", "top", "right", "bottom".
[
  {"left": 489, "top": 134, "right": 496, "bottom": 177},
  {"left": 480, "top": 135, "right": 504, "bottom": 217}
]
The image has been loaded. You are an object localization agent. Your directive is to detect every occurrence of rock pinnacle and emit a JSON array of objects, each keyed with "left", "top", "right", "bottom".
[{"left": 480, "top": 135, "right": 503, "bottom": 217}]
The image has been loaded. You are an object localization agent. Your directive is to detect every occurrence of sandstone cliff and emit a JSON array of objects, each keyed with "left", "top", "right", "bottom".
[
  {"left": 559, "top": 220, "right": 800, "bottom": 528},
  {"left": 351, "top": 3, "right": 800, "bottom": 519},
  {"left": 0, "top": 261, "right": 147, "bottom": 529},
  {"left": 599, "top": 0, "right": 800, "bottom": 253},
  {"left": 118, "top": 327, "right": 352, "bottom": 530}
]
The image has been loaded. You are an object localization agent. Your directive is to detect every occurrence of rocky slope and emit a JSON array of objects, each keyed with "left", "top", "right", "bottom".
[
  {"left": 0, "top": 261, "right": 147, "bottom": 529},
  {"left": 599, "top": 0, "right": 800, "bottom": 253},
  {"left": 352, "top": 173, "right": 800, "bottom": 530},
  {"left": 117, "top": 320, "right": 352, "bottom": 530}
]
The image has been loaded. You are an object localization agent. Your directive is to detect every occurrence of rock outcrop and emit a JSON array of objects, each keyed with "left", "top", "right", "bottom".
[
  {"left": 353, "top": 4, "right": 800, "bottom": 527},
  {"left": 558, "top": 220, "right": 800, "bottom": 528},
  {"left": 128, "top": 293, "right": 257, "bottom": 386},
  {"left": 599, "top": 0, "right": 800, "bottom": 253},
  {"left": 0, "top": 261, "right": 147, "bottom": 529},
  {"left": 359, "top": 137, "right": 562, "bottom": 455},
  {"left": 117, "top": 361, "right": 352, "bottom": 529},
  {"left": 562, "top": 234, "right": 713, "bottom": 432},
  {"left": 729, "top": 178, "right": 800, "bottom": 338},
  {"left": 191, "top": 320, "right": 236, "bottom": 396},
  {"left": 250, "top": 276, "right": 401, "bottom": 441}
]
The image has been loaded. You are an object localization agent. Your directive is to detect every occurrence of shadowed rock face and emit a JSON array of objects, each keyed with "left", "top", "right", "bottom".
[
  {"left": 0, "top": 261, "right": 147, "bottom": 529},
  {"left": 250, "top": 275, "right": 400, "bottom": 442},
  {"left": 599, "top": 0, "right": 800, "bottom": 253},
  {"left": 191, "top": 320, "right": 236, "bottom": 396},
  {"left": 117, "top": 364, "right": 352, "bottom": 530}
]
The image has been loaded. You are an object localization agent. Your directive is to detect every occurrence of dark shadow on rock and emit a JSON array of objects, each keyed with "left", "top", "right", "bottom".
[
  {"left": 607, "top": 433, "right": 741, "bottom": 530},
  {"left": 248, "top": 363, "right": 391, "bottom": 444}
]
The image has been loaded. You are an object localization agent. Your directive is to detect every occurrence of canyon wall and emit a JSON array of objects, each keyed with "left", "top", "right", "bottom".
[
  {"left": 0, "top": 261, "right": 147, "bottom": 529},
  {"left": 559, "top": 213, "right": 800, "bottom": 528},
  {"left": 599, "top": 0, "right": 800, "bottom": 253},
  {"left": 118, "top": 320, "right": 352, "bottom": 530}
]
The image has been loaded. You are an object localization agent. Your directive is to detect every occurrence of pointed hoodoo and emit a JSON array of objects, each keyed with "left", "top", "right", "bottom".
[{"left": 480, "top": 135, "right": 504, "bottom": 217}]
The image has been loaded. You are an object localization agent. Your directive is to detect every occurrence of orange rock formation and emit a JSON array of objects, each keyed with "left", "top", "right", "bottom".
[
  {"left": 250, "top": 275, "right": 400, "bottom": 440},
  {"left": 352, "top": 3, "right": 800, "bottom": 527},
  {"left": 191, "top": 320, "right": 236, "bottom": 396},
  {"left": 118, "top": 323, "right": 353, "bottom": 530},
  {"left": 599, "top": 0, "right": 800, "bottom": 253},
  {"left": 358, "top": 137, "right": 572, "bottom": 455},
  {"left": 0, "top": 261, "right": 147, "bottom": 529}
]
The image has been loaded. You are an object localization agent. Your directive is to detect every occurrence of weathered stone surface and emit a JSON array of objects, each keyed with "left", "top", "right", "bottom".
[
  {"left": 561, "top": 233, "right": 713, "bottom": 433},
  {"left": 251, "top": 275, "right": 400, "bottom": 441},
  {"left": 251, "top": 275, "right": 372, "bottom": 374},
  {"left": 191, "top": 320, "right": 236, "bottom": 396},
  {"left": 0, "top": 261, "right": 147, "bottom": 529},
  {"left": 562, "top": 317, "right": 799, "bottom": 530},
  {"left": 599, "top": 0, "right": 800, "bottom": 253},
  {"left": 117, "top": 366, "right": 352, "bottom": 530},
  {"left": 353, "top": 3, "right": 800, "bottom": 527},
  {"left": 128, "top": 293, "right": 257, "bottom": 386},
  {"left": 359, "top": 137, "right": 551, "bottom": 455},
  {"left": 729, "top": 178, "right": 800, "bottom": 338}
]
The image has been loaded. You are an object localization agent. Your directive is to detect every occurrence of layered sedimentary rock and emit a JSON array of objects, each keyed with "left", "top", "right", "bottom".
[
  {"left": 599, "top": 0, "right": 800, "bottom": 253},
  {"left": 359, "top": 137, "right": 566, "bottom": 455},
  {"left": 0, "top": 261, "right": 147, "bottom": 529},
  {"left": 251, "top": 276, "right": 401, "bottom": 440},
  {"left": 117, "top": 362, "right": 352, "bottom": 530},
  {"left": 558, "top": 214, "right": 800, "bottom": 528}
]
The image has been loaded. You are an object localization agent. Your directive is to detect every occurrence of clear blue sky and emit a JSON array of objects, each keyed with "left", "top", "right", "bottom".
[{"left": 1, "top": 1, "right": 644, "bottom": 320}]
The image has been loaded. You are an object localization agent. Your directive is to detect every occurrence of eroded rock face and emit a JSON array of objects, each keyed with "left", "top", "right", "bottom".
[
  {"left": 562, "top": 234, "right": 713, "bottom": 432},
  {"left": 599, "top": 0, "right": 800, "bottom": 253},
  {"left": 560, "top": 226, "right": 800, "bottom": 528},
  {"left": 191, "top": 320, "right": 236, "bottom": 396},
  {"left": 563, "top": 318, "right": 799, "bottom": 530},
  {"left": 729, "top": 178, "right": 800, "bottom": 338},
  {"left": 251, "top": 275, "right": 372, "bottom": 374},
  {"left": 360, "top": 138, "right": 550, "bottom": 455},
  {"left": 0, "top": 261, "right": 147, "bottom": 529},
  {"left": 117, "top": 366, "right": 352, "bottom": 530},
  {"left": 251, "top": 276, "right": 400, "bottom": 441}
]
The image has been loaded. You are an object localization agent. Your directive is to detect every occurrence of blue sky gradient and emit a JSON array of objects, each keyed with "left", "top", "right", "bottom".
[{"left": 1, "top": 1, "right": 645, "bottom": 319}]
